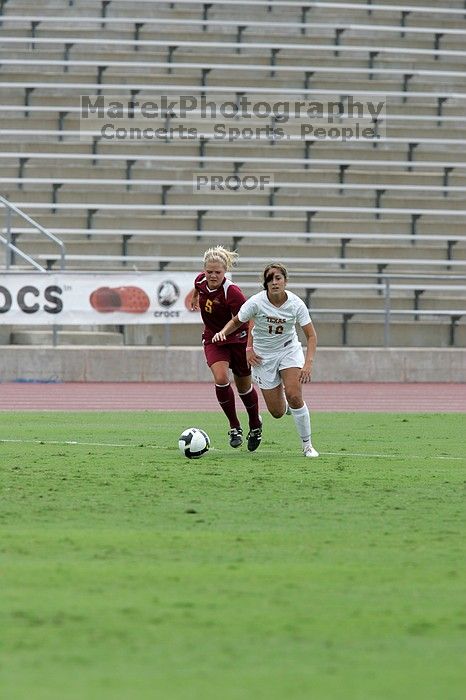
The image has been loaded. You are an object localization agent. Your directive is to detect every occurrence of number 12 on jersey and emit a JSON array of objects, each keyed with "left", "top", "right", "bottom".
[{"left": 268, "top": 325, "right": 284, "bottom": 334}]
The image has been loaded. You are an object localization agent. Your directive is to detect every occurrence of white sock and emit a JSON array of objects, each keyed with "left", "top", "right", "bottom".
[{"left": 289, "top": 404, "right": 312, "bottom": 445}]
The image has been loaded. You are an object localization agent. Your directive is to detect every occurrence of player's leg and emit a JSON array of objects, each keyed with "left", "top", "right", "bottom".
[
  {"left": 205, "top": 343, "right": 243, "bottom": 447},
  {"left": 252, "top": 354, "right": 288, "bottom": 419},
  {"left": 210, "top": 361, "right": 243, "bottom": 447},
  {"left": 234, "top": 374, "right": 262, "bottom": 452},
  {"left": 230, "top": 344, "right": 262, "bottom": 451},
  {"left": 280, "top": 366, "right": 319, "bottom": 458},
  {"left": 259, "top": 384, "right": 288, "bottom": 418},
  {"left": 235, "top": 374, "right": 261, "bottom": 430}
]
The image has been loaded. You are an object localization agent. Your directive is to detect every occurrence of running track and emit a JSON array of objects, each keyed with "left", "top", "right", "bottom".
[{"left": 0, "top": 382, "right": 464, "bottom": 411}]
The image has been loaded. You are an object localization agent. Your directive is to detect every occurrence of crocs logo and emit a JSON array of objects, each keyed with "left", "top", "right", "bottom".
[
  {"left": 0, "top": 285, "right": 62, "bottom": 314},
  {"left": 157, "top": 281, "right": 180, "bottom": 307},
  {"left": 89, "top": 286, "right": 150, "bottom": 313}
]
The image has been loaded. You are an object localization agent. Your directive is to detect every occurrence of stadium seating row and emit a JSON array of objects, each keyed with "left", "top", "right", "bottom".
[{"left": 0, "top": 0, "right": 465, "bottom": 348}]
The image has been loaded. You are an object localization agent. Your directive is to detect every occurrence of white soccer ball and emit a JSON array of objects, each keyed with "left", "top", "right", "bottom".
[{"left": 178, "top": 428, "right": 210, "bottom": 459}]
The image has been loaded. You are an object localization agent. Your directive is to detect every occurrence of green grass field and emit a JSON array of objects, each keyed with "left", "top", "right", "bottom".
[{"left": 1, "top": 410, "right": 465, "bottom": 700}]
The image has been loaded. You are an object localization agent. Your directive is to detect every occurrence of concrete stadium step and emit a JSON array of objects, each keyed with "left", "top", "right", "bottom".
[
  {"left": 46, "top": 111, "right": 445, "bottom": 135},
  {"left": 382, "top": 126, "right": 466, "bottom": 140},
  {"left": 1, "top": 64, "right": 205, "bottom": 87},
  {"left": 238, "top": 239, "right": 452, "bottom": 258},
  {"left": 418, "top": 296, "right": 466, "bottom": 310},
  {"left": 1, "top": 190, "right": 52, "bottom": 203},
  {"left": 0, "top": 165, "right": 19, "bottom": 177},
  {"left": 97, "top": 141, "right": 201, "bottom": 158},
  {"left": 270, "top": 192, "right": 455, "bottom": 208},
  {"left": 133, "top": 165, "right": 341, "bottom": 181},
  {"left": 120, "top": 318, "right": 466, "bottom": 349},
  {"left": 14, "top": 233, "right": 459, "bottom": 262},
  {"left": 19, "top": 164, "right": 127, "bottom": 178},
  {"left": 0, "top": 117, "right": 64, "bottom": 130},
  {"left": 1, "top": 0, "right": 465, "bottom": 356},
  {"left": 384, "top": 103, "right": 466, "bottom": 118},
  {"left": 7, "top": 111, "right": 462, "bottom": 142},
  {"left": 311, "top": 296, "right": 416, "bottom": 311},
  {"left": 8, "top": 210, "right": 465, "bottom": 239},
  {"left": 0, "top": 49, "right": 65, "bottom": 60},
  {"left": 0, "top": 156, "right": 423, "bottom": 182},
  {"left": 9, "top": 230, "right": 466, "bottom": 260},
  {"left": 18, "top": 212, "right": 91, "bottom": 228},
  {"left": 123, "top": 324, "right": 208, "bottom": 348},
  {"left": 48, "top": 213, "right": 197, "bottom": 231},
  {"left": 8, "top": 0, "right": 454, "bottom": 29},
  {"left": 12, "top": 238, "right": 125, "bottom": 255},
  {"left": 1, "top": 19, "right": 462, "bottom": 51},
  {"left": 344, "top": 170, "right": 465, "bottom": 187},
  {"left": 0, "top": 141, "right": 94, "bottom": 155},
  {"left": 124, "top": 240, "right": 342, "bottom": 259},
  {"left": 83, "top": 214, "right": 400, "bottom": 234},
  {"left": 381, "top": 194, "right": 466, "bottom": 209},
  {"left": 10, "top": 329, "right": 125, "bottom": 346},
  {"left": 4, "top": 0, "right": 102, "bottom": 13},
  {"left": 344, "top": 319, "right": 462, "bottom": 347}
]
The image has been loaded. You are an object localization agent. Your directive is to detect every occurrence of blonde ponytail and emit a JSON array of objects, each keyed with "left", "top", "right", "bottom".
[{"left": 203, "top": 245, "right": 239, "bottom": 271}]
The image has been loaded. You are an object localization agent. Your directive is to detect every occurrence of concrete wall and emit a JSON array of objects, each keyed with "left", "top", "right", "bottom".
[{"left": 1, "top": 346, "right": 465, "bottom": 382}]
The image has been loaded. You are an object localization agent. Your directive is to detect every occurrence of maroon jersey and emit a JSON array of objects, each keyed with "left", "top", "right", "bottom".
[{"left": 194, "top": 272, "right": 248, "bottom": 345}]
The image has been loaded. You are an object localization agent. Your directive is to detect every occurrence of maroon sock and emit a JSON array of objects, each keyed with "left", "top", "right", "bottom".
[
  {"left": 238, "top": 386, "right": 262, "bottom": 429},
  {"left": 215, "top": 383, "right": 240, "bottom": 429}
]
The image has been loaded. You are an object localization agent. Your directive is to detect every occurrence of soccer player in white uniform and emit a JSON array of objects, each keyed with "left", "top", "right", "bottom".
[{"left": 212, "top": 263, "right": 319, "bottom": 457}]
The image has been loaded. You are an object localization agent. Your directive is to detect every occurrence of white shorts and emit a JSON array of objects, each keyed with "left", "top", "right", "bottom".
[{"left": 251, "top": 343, "right": 305, "bottom": 390}]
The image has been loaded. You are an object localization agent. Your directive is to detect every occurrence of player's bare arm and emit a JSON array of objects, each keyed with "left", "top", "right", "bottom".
[
  {"left": 299, "top": 322, "right": 317, "bottom": 384},
  {"left": 211, "top": 315, "right": 243, "bottom": 342},
  {"left": 190, "top": 288, "right": 200, "bottom": 311},
  {"left": 245, "top": 320, "right": 262, "bottom": 367}
]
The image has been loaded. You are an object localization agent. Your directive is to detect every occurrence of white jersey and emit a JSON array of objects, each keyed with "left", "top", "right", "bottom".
[{"left": 238, "top": 290, "right": 312, "bottom": 354}]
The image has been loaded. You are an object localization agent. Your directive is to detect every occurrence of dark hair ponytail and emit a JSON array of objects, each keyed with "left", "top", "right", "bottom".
[{"left": 262, "top": 263, "right": 288, "bottom": 289}]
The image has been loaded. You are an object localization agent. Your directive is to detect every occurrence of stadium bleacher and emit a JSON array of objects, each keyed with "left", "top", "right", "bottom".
[{"left": 0, "top": 0, "right": 465, "bottom": 349}]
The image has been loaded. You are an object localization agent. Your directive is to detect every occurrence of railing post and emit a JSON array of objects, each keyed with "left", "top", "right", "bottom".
[
  {"left": 342, "top": 313, "right": 353, "bottom": 346},
  {"left": 101, "top": 0, "right": 110, "bottom": 28},
  {"left": 236, "top": 25, "right": 246, "bottom": 49},
  {"left": 383, "top": 276, "right": 391, "bottom": 347},
  {"left": 202, "top": 3, "right": 212, "bottom": 31},
  {"left": 437, "top": 96, "right": 447, "bottom": 126},
  {"left": 449, "top": 315, "right": 461, "bottom": 346},
  {"left": 5, "top": 206, "right": 12, "bottom": 268},
  {"left": 434, "top": 32, "right": 443, "bottom": 59},
  {"left": 443, "top": 166, "right": 453, "bottom": 196}
]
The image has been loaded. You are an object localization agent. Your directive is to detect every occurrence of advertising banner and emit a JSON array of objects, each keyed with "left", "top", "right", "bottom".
[{"left": 0, "top": 272, "right": 203, "bottom": 325}]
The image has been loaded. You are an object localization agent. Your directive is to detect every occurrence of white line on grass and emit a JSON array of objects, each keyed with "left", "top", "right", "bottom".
[
  {"left": 321, "top": 450, "right": 465, "bottom": 461},
  {"left": 0, "top": 438, "right": 140, "bottom": 448},
  {"left": 0, "top": 438, "right": 464, "bottom": 461}
]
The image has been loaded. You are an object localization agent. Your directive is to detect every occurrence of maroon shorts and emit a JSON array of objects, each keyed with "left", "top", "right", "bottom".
[{"left": 204, "top": 342, "right": 251, "bottom": 377}]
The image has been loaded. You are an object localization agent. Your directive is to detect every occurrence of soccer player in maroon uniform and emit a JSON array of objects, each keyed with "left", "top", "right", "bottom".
[{"left": 190, "top": 246, "right": 262, "bottom": 450}]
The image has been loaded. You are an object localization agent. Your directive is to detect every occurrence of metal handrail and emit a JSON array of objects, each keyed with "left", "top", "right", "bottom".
[
  {"left": 0, "top": 194, "right": 66, "bottom": 271},
  {"left": 0, "top": 234, "right": 46, "bottom": 272}
]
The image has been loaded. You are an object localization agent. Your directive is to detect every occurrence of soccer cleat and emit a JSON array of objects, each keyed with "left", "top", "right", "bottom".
[
  {"left": 303, "top": 444, "right": 319, "bottom": 458},
  {"left": 247, "top": 424, "right": 262, "bottom": 452},
  {"left": 229, "top": 427, "right": 243, "bottom": 448}
]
